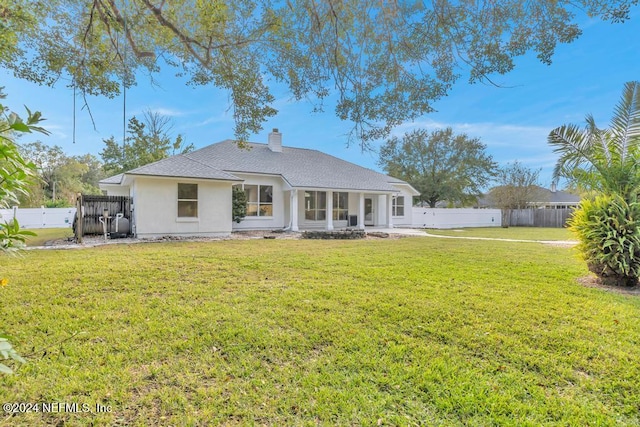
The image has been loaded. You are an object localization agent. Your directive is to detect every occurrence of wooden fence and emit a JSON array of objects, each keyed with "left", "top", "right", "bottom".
[
  {"left": 509, "top": 208, "right": 574, "bottom": 228},
  {"left": 74, "top": 194, "right": 132, "bottom": 237}
]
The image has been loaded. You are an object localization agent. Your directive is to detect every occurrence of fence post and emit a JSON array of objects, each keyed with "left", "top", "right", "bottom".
[{"left": 75, "top": 194, "right": 83, "bottom": 243}]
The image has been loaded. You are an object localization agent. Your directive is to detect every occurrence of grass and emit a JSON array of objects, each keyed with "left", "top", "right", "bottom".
[
  {"left": 24, "top": 228, "right": 74, "bottom": 247},
  {"left": 2, "top": 237, "right": 639, "bottom": 426},
  {"left": 426, "top": 227, "right": 576, "bottom": 241}
]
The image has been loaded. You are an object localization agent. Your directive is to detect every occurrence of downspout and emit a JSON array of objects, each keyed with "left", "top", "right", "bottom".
[{"left": 284, "top": 189, "right": 293, "bottom": 230}]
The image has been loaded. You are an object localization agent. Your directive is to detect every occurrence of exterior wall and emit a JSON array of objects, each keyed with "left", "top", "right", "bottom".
[
  {"left": 412, "top": 208, "right": 502, "bottom": 228},
  {"left": 232, "top": 174, "right": 287, "bottom": 230},
  {"left": 376, "top": 194, "right": 386, "bottom": 226},
  {"left": 102, "top": 185, "right": 130, "bottom": 197},
  {"left": 133, "top": 177, "right": 233, "bottom": 238},
  {"left": 391, "top": 186, "right": 414, "bottom": 227}
]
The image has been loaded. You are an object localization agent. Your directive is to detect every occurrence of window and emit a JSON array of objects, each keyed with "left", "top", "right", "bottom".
[
  {"left": 392, "top": 196, "right": 405, "bottom": 217},
  {"left": 178, "top": 183, "right": 198, "bottom": 217},
  {"left": 245, "top": 185, "right": 273, "bottom": 216},
  {"left": 305, "top": 191, "right": 326, "bottom": 220},
  {"left": 332, "top": 192, "right": 349, "bottom": 221}
]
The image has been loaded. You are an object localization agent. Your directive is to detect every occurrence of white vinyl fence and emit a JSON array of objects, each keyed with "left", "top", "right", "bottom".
[
  {"left": 411, "top": 207, "right": 502, "bottom": 229},
  {"left": 0, "top": 207, "right": 76, "bottom": 229}
]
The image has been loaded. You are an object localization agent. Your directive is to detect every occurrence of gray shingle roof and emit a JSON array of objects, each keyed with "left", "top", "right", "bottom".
[
  {"left": 100, "top": 140, "right": 414, "bottom": 193},
  {"left": 181, "top": 140, "right": 404, "bottom": 192},
  {"left": 99, "top": 173, "right": 124, "bottom": 185},
  {"left": 546, "top": 188, "right": 581, "bottom": 204},
  {"left": 103, "top": 155, "right": 242, "bottom": 183}
]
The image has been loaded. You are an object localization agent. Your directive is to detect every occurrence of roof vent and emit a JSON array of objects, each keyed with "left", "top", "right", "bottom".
[{"left": 268, "top": 128, "right": 282, "bottom": 152}]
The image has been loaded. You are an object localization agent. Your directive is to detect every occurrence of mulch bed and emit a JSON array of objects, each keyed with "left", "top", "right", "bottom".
[{"left": 577, "top": 275, "right": 640, "bottom": 296}]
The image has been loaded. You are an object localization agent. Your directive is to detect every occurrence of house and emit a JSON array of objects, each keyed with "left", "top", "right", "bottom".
[
  {"left": 99, "top": 129, "right": 419, "bottom": 238},
  {"left": 476, "top": 184, "right": 581, "bottom": 209}
]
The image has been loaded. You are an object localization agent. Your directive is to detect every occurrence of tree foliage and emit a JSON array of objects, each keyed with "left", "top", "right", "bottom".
[
  {"left": 549, "top": 81, "right": 640, "bottom": 200},
  {"left": 569, "top": 194, "right": 640, "bottom": 287},
  {"left": 549, "top": 81, "right": 640, "bottom": 286},
  {"left": 18, "top": 142, "right": 105, "bottom": 206},
  {"left": 378, "top": 128, "right": 496, "bottom": 207},
  {"left": 2, "top": 0, "right": 638, "bottom": 146},
  {"left": 0, "top": 89, "right": 48, "bottom": 374},
  {"left": 489, "top": 161, "right": 544, "bottom": 210},
  {"left": 488, "top": 161, "right": 543, "bottom": 228},
  {"left": 101, "top": 110, "right": 193, "bottom": 175}
]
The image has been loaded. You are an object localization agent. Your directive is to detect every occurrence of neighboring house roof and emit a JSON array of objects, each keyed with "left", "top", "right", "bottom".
[
  {"left": 477, "top": 185, "right": 581, "bottom": 208},
  {"left": 100, "top": 139, "right": 416, "bottom": 193},
  {"left": 543, "top": 187, "right": 581, "bottom": 204}
]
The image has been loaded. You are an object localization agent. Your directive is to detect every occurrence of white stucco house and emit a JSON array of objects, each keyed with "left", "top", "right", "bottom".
[{"left": 99, "top": 129, "right": 419, "bottom": 238}]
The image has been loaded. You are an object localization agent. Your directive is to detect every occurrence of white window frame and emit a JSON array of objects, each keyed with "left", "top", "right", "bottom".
[
  {"left": 392, "top": 196, "right": 405, "bottom": 217},
  {"left": 177, "top": 183, "right": 198, "bottom": 218},
  {"left": 245, "top": 184, "right": 273, "bottom": 217}
]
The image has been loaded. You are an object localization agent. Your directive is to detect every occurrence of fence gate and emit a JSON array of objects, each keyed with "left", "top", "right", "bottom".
[{"left": 75, "top": 194, "right": 132, "bottom": 239}]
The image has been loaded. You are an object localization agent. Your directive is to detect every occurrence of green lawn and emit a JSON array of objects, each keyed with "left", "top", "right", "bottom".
[
  {"left": 24, "top": 227, "right": 74, "bottom": 246},
  {"left": 2, "top": 238, "right": 639, "bottom": 426},
  {"left": 426, "top": 227, "right": 576, "bottom": 241}
]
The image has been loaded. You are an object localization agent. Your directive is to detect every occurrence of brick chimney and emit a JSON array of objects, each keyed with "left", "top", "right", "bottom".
[{"left": 268, "top": 128, "right": 282, "bottom": 152}]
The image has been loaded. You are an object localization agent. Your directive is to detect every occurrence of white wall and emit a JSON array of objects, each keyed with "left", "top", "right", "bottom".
[
  {"left": 101, "top": 184, "right": 130, "bottom": 197},
  {"left": 0, "top": 207, "right": 75, "bottom": 228},
  {"left": 391, "top": 187, "right": 414, "bottom": 227},
  {"left": 232, "top": 174, "right": 287, "bottom": 230},
  {"left": 412, "top": 208, "right": 502, "bottom": 229},
  {"left": 133, "top": 177, "right": 233, "bottom": 238}
]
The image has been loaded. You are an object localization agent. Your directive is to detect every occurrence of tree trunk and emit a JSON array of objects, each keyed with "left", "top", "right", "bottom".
[{"left": 501, "top": 208, "right": 510, "bottom": 228}]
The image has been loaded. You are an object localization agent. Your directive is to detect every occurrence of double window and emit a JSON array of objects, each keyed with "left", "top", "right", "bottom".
[
  {"left": 333, "top": 192, "right": 349, "bottom": 221},
  {"left": 178, "top": 183, "right": 198, "bottom": 217},
  {"left": 305, "top": 191, "right": 326, "bottom": 220},
  {"left": 245, "top": 185, "right": 273, "bottom": 217},
  {"left": 392, "top": 196, "right": 405, "bottom": 217}
]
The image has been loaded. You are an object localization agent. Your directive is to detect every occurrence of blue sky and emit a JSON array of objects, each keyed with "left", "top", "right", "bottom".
[{"left": 2, "top": 10, "right": 639, "bottom": 188}]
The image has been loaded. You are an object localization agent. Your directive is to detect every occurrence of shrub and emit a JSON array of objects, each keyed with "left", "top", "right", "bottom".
[
  {"left": 569, "top": 194, "right": 640, "bottom": 287},
  {"left": 231, "top": 186, "right": 247, "bottom": 223}
]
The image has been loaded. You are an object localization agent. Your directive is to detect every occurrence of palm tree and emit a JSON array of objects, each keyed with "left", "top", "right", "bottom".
[
  {"left": 548, "top": 81, "right": 640, "bottom": 201},
  {"left": 549, "top": 81, "right": 640, "bottom": 287}
]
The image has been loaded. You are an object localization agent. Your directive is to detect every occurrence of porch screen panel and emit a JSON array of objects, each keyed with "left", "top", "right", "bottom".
[
  {"left": 333, "top": 192, "right": 348, "bottom": 220},
  {"left": 305, "top": 191, "right": 326, "bottom": 220}
]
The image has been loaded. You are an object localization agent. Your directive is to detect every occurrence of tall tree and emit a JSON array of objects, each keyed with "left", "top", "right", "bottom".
[
  {"left": 18, "top": 142, "right": 104, "bottom": 206},
  {"left": 488, "top": 161, "right": 543, "bottom": 227},
  {"left": 1, "top": 0, "right": 637, "bottom": 146},
  {"left": 101, "top": 110, "right": 193, "bottom": 175},
  {"left": 378, "top": 128, "right": 497, "bottom": 208}
]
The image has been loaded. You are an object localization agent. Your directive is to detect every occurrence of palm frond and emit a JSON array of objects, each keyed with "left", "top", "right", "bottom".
[
  {"left": 610, "top": 81, "right": 640, "bottom": 163},
  {"left": 548, "top": 123, "right": 607, "bottom": 182},
  {"left": 584, "top": 114, "right": 611, "bottom": 167}
]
